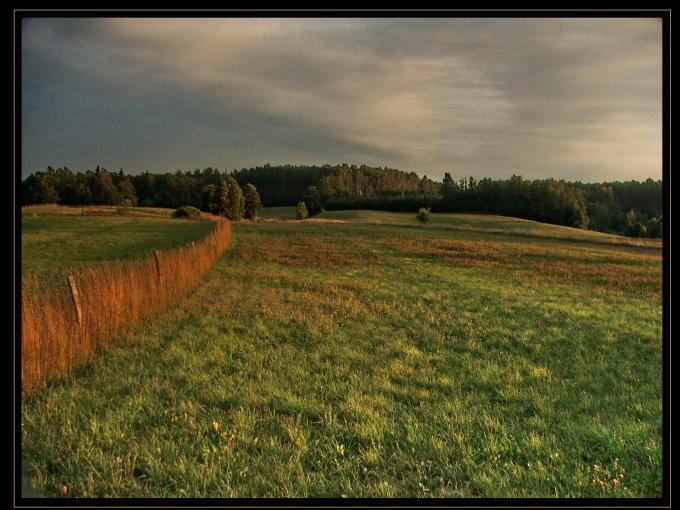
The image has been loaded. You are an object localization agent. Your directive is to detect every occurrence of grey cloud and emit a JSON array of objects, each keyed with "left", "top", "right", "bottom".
[{"left": 21, "top": 18, "right": 662, "bottom": 182}]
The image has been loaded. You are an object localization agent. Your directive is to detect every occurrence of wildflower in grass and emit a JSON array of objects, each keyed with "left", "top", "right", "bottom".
[
  {"left": 62, "top": 485, "right": 67, "bottom": 496},
  {"left": 212, "top": 421, "right": 219, "bottom": 432}
]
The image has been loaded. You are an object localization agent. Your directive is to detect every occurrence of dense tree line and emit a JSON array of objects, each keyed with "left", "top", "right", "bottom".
[
  {"left": 570, "top": 179, "right": 662, "bottom": 236},
  {"left": 21, "top": 164, "right": 662, "bottom": 237},
  {"left": 436, "top": 174, "right": 591, "bottom": 229},
  {"left": 324, "top": 176, "right": 591, "bottom": 229},
  {"left": 231, "top": 163, "right": 440, "bottom": 206},
  {"left": 325, "top": 174, "right": 662, "bottom": 237},
  {"left": 21, "top": 166, "right": 261, "bottom": 221}
]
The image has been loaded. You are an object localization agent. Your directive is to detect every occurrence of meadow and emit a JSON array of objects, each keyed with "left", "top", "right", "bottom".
[
  {"left": 22, "top": 205, "right": 214, "bottom": 281},
  {"left": 20, "top": 208, "right": 663, "bottom": 498}
]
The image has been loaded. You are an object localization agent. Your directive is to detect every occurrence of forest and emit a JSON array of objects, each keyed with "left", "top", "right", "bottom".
[{"left": 21, "top": 164, "right": 662, "bottom": 237}]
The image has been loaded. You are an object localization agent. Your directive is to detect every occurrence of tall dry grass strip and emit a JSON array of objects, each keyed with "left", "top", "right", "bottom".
[
  {"left": 154, "top": 250, "right": 162, "bottom": 285},
  {"left": 21, "top": 216, "right": 232, "bottom": 394}
]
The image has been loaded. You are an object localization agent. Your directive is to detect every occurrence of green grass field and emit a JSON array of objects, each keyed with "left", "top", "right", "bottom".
[
  {"left": 317, "top": 209, "right": 662, "bottom": 248},
  {"left": 257, "top": 206, "right": 300, "bottom": 221},
  {"left": 21, "top": 210, "right": 663, "bottom": 498},
  {"left": 22, "top": 206, "right": 214, "bottom": 281}
]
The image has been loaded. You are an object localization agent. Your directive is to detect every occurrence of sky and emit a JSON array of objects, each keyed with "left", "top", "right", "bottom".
[{"left": 21, "top": 17, "right": 663, "bottom": 182}]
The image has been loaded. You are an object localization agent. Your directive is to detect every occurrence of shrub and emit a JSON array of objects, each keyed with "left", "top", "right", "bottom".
[
  {"left": 172, "top": 206, "right": 202, "bottom": 219},
  {"left": 416, "top": 207, "right": 431, "bottom": 225},
  {"left": 296, "top": 201, "right": 309, "bottom": 220}
]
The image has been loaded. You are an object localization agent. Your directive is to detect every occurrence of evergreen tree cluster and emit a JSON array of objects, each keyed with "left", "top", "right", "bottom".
[
  {"left": 231, "top": 163, "right": 440, "bottom": 207},
  {"left": 21, "top": 164, "right": 662, "bottom": 237}
]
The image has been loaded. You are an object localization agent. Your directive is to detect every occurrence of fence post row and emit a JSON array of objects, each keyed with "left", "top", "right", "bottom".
[{"left": 67, "top": 275, "right": 82, "bottom": 324}]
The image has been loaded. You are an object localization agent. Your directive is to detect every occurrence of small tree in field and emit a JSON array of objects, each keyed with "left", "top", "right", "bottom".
[
  {"left": 296, "top": 201, "right": 309, "bottom": 220},
  {"left": 416, "top": 207, "right": 431, "bottom": 225}
]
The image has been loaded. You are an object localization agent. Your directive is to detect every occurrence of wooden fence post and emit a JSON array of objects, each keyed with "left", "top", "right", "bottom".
[
  {"left": 154, "top": 250, "right": 162, "bottom": 285},
  {"left": 67, "top": 275, "right": 82, "bottom": 324}
]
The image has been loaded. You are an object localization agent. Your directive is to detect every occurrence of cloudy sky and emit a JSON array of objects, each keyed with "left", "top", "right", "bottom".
[{"left": 21, "top": 17, "right": 662, "bottom": 182}]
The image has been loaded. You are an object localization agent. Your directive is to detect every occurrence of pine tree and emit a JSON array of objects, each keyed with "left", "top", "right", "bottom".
[{"left": 116, "top": 177, "right": 137, "bottom": 206}]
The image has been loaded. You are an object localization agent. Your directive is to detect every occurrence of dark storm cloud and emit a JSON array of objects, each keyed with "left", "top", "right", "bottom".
[{"left": 21, "top": 18, "right": 662, "bottom": 181}]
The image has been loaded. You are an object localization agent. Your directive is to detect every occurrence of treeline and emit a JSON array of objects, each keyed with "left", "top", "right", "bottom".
[
  {"left": 231, "top": 163, "right": 440, "bottom": 206},
  {"left": 21, "top": 164, "right": 662, "bottom": 237},
  {"left": 326, "top": 173, "right": 662, "bottom": 237},
  {"left": 328, "top": 174, "right": 590, "bottom": 230},
  {"left": 21, "top": 166, "right": 262, "bottom": 220}
]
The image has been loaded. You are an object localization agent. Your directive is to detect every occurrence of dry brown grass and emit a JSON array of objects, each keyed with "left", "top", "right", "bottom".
[{"left": 21, "top": 217, "right": 232, "bottom": 394}]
